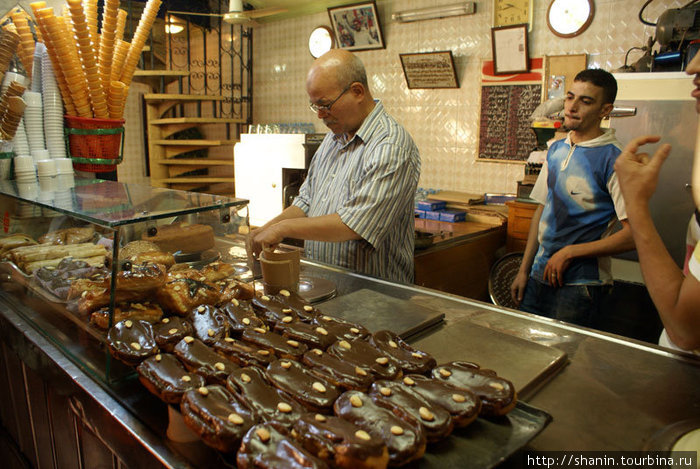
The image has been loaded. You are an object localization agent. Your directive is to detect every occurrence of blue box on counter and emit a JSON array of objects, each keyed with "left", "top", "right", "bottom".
[
  {"left": 439, "top": 210, "right": 466, "bottom": 222},
  {"left": 414, "top": 209, "right": 427, "bottom": 218},
  {"left": 416, "top": 200, "right": 446, "bottom": 211},
  {"left": 425, "top": 210, "right": 443, "bottom": 220}
]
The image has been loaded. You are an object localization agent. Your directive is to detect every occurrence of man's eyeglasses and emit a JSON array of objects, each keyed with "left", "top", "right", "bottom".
[{"left": 309, "top": 85, "right": 352, "bottom": 113}]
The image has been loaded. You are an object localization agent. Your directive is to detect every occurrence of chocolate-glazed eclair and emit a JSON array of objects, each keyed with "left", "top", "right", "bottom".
[
  {"left": 173, "top": 336, "right": 239, "bottom": 384},
  {"left": 369, "top": 330, "right": 436, "bottom": 375},
  {"left": 312, "top": 314, "right": 370, "bottom": 342},
  {"left": 302, "top": 349, "right": 374, "bottom": 392},
  {"left": 213, "top": 337, "right": 276, "bottom": 368},
  {"left": 274, "top": 289, "right": 321, "bottom": 322},
  {"left": 327, "top": 339, "right": 402, "bottom": 381},
  {"left": 137, "top": 353, "right": 206, "bottom": 404},
  {"left": 399, "top": 374, "right": 481, "bottom": 428},
  {"left": 107, "top": 319, "right": 159, "bottom": 366},
  {"left": 251, "top": 293, "right": 298, "bottom": 326},
  {"left": 369, "top": 380, "right": 453, "bottom": 443},
  {"left": 334, "top": 391, "right": 426, "bottom": 467},
  {"left": 431, "top": 361, "right": 517, "bottom": 416},
  {"left": 273, "top": 321, "right": 336, "bottom": 350},
  {"left": 241, "top": 327, "right": 308, "bottom": 360},
  {"left": 237, "top": 421, "right": 328, "bottom": 469},
  {"left": 180, "top": 384, "right": 257, "bottom": 453},
  {"left": 293, "top": 413, "right": 389, "bottom": 469},
  {"left": 189, "top": 304, "right": 229, "bottom": 346},
  {"left": 226, "top": 366, "right": 304, "bottom": 426},
  {"left": 266, "top": 359, "right": 340, "bottom": 414},
  {"left": 221, "top": 299, "right": 266, "bottom": 336},
  {"left": 152, "top": 316, "right": 193, "bottom": 353}
]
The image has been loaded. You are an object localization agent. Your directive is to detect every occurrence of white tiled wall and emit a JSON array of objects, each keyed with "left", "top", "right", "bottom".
[{"left": 252, "top": 0, "right": 684, "bottom": 194}]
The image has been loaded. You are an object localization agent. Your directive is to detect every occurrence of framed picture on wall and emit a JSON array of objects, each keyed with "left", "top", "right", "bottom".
[
  {"left": 399, "top": 51, "right": 459, "bottom": 89},
  {"left": 328, "top": 2, "right": 385, "bottom": 51},
  {"left": 491, "top": 24, "right": 530, "bottom": 75}
]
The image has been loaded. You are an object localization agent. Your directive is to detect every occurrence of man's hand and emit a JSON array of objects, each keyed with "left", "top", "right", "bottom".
[
  {"left": 543, "top": 246, "right": 573, "bottom": 287},
  {"left": 614, "top": 135, "right": 672, "bottom": 209},
  {"left": 248, "top": 222, "right": 286, "bottom": 258},
  {"left": 510, "top": 270, "right": 529, "bottom": 306}
]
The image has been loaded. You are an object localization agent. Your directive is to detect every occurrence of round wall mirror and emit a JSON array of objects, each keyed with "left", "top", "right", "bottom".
[{"left": 547, "top": 0, "right": 595, "bottom": 38}]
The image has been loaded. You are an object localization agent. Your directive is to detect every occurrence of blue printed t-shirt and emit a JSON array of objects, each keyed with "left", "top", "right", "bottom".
[{"left": 529, "top": 129, "right": 626, "bottom": 285}]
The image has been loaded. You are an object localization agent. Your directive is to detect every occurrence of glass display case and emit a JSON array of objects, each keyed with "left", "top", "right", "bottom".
[{"left": 0, "top": 178, "right": 250, "bottom": 385}]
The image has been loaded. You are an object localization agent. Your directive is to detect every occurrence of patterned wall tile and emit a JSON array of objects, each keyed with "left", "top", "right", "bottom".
[{"left": 108, "top": 0, "right": 692, "bottom": 192}]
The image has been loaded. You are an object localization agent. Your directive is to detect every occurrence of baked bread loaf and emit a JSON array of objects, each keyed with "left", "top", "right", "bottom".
[
  {"left": 142, "top": 222, "right": 215, "bottom": 254},
  {"left": 0, "top": 234, "right": 36, "bottom": 258},
  {"left": 431, "top": 361, "right": 517, "bottom": 416},
  {"left": 39, "top": 226, "right": 95, "bottom": 245},
  {"left": 90, "top": 301, "right": 163, "bottom": 330},
  {"left": 180, "top": 384, "right": 256, "bottom": 453},
  {"left": 237, "top": 421, "right": 328, "bottom": 469},
  {"left": 333, "top": 390, "right": 426, "bottom": 467},
  {"left": 293, "top": 413, "right": 389, "bottom": 469},
  {"left": 152, "top": 316, "right": 194, "bottom": 353},
  {"left": 137, "top": 353, "right": 206, "bottom": 404},
  {"left": 226, "top": 366, "right": 304, "bottom": 426},
  {"left": 241, "top": 327, "right": 308, "bottom": 360},
  {"left": 302, "top": 349, "right": 374, "bottom": 392},
  {"left": 156, "top": 277, "right": 221, "bottom": 316},
  {"left": 266, "top": 359, "right": 340, "bottom": 414},
  {"left": 107, "top": 319, "right": 159, "bottom": 366},
  {"left": 173, "top": 336, "right": 239, "bottom": 385},
  {"left": 369, "top": 380, "right": 453, "bottom": 442},
  {"left": 327, "top": 339, "right": 402, "bottom": 381},
  {"left": 189, "top": 304, "right": 229, "bottom": 346},
  {"left": 399, "top": 374, "right": 481, "bottom": 428},
  {"left": 213, "top": 337, "right": 276, "bottom": 368}
]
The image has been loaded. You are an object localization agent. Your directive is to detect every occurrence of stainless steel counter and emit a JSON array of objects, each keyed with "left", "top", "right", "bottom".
[{"left": 2, "top": 259, "right": 700, "bottom": 468}]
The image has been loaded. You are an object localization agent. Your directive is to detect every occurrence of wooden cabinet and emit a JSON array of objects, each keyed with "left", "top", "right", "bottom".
[
  {"left": 505, "top": 201, "right": 538, "bottom": 252},
  {"left": 414, "top": 222, "right": 506, "bottom": 301}
]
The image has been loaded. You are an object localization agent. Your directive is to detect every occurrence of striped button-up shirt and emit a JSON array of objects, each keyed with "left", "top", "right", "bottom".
[{"left": 292, "top": 101, "right": 420, "bottom": 283}]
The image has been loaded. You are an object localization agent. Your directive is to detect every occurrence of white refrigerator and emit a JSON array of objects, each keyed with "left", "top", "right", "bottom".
[{"left": 610, "top": 72, "right": 697, "bottom": 271}]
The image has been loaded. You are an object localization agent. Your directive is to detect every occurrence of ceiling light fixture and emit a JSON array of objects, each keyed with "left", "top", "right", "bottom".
[
  {"left": 392, "top": 2, "right": 476, "bottom": 23},
  {"left": 165, "top": 22, "right": 184, "bottom": 34}
]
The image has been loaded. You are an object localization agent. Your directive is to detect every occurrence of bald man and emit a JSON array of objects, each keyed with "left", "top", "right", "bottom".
[{"left": 250, "top": 50, "right": 420, "bottom": 283}]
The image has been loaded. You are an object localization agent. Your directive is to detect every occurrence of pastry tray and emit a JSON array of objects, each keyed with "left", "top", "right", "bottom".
[
  {"left": 118, "top": 378, "right": 551, "bottom": 469},
  {"left": 318, "top": 289, "right": 445, "bottom": 339}
]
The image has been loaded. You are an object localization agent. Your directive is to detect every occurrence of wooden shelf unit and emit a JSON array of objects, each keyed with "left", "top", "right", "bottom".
[{"left": 145, "top": 93, "right": 244, "bottom": 192}]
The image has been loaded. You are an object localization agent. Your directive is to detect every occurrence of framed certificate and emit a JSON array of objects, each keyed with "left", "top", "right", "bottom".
[
  {"left": 399, "top": 51, "right": 459, "bottom": 89},
  {"left": 491, "top": 24, "right": 530, "bottom": 75}
]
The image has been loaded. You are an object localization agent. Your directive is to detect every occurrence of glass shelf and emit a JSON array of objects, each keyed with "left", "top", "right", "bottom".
[{"left": 0, "top": 179, "right": 249, "bottom": 228}]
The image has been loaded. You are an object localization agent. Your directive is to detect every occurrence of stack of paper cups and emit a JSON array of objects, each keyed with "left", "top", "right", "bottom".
[
  {"left": 41, "top": 49, "right": 66, "bottom": 159},
  {"left": 31, "top": 149, "right": 50, "bottom": 166},
  {"left": 30, "top": 43, "right": 45, "bottom": 93},
  {"left": 37, "top": 159, "right": 58, "bottom": 215},
  {"left": 54, "top": 158, "right": 75, "bottom": 189},
  {"left": 23, "top": 91, "right": 46, "bottom": 154},
  {"left": 12, "top": 117, "right": 31, "bottom": 156},
  {"left": 14, "top": 154, "right": 36, "bottom": 182},
  {"left": 17, "top": 181, "right": 41, "bottom": 217}
]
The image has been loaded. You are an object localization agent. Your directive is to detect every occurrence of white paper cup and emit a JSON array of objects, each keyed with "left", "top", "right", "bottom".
[
  {"left": 14, "top": 154, "right": 35, "bottom": 173},
  {"left": 54, "top": 158, "right": 73, "bottom": 174},
  {"left": 22, "top": 91, "right": 42, "bottom": 107},
  {"left": 37, "top": 159, "right": 57, "bottom": 177}
]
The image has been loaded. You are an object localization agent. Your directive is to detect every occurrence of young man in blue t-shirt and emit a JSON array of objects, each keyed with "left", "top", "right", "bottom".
[{"left": 510, "top": 69, "right": 635, "bottom": 326}]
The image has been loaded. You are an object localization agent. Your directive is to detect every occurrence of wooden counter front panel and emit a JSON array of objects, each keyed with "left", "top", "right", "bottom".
[
  {"left": 506, "top": 201, "right": 538, "bottom": 252},
  {"left": 414, "top": 227, "right": 506, "bottom": 301}
]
